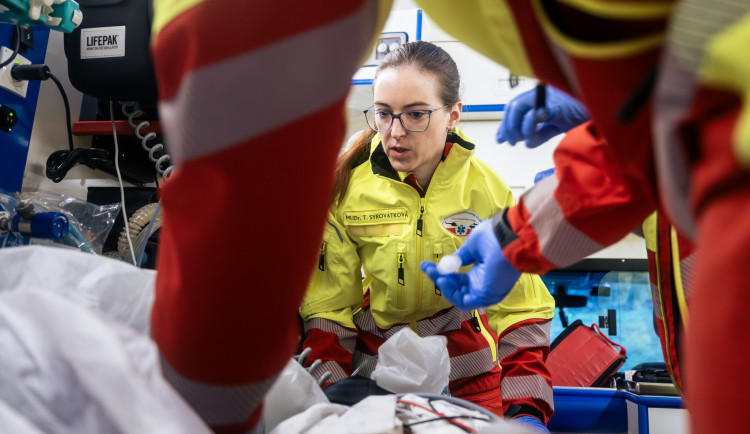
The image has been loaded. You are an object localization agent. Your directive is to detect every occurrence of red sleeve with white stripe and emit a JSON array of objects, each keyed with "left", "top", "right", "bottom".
[
  {"left": 149, "top": 1, "right": 380, "bottom": 432},
  {"left": 500, "top": 122, "right": 656, "bottom": 274},
  {"left": 497, "top": 318, "right": 554, "bottom": 424}
]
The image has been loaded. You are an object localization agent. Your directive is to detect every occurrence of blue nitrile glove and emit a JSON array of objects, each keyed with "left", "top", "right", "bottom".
[
  {"left": 497, "top": 85, "right": 590, "bottom": 148},
  {"left": 420, "top": 219, "right": 520, "bottom": 310},
  {"left": 533, "top": 167, "right": 555, "bottom": 184},
  {"left": 512, "top": 416, "right": 550, "bottom": 433}
]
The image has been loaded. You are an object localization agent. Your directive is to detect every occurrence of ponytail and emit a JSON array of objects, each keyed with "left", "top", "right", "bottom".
[{"left": 332, "top": 129, "right": 376, "bottom": 207}]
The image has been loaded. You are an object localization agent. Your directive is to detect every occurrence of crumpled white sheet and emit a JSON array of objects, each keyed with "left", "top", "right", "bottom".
[
  {"left": 0, "top": 245, "right": 209, "bottom": 433},
  {"left": 0, "top": 290, "right": 211, "bottom": 433},
  {"left": 269, "top": 395, "right": 400, "bottom": 434},
  {"left": 0, "top": 245, "right": 155, "bottom": 334},
  {"left": 269, "top": 393, "right": 536, "bottom": 434},
  {"left": 0, "top": 399, "right": 44, "bottom": 433}
]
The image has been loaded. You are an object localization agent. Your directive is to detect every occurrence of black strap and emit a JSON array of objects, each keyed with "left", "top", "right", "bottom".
[
  {"left": 493, "top": 209, "right": 519, "bottom": 248},
  {"left": 617, "top": 68, "right": 657, "bottom": 124}
]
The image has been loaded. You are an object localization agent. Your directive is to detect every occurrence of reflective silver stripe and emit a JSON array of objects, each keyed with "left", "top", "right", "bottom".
[
  {"left": 679, "top": 251, "right": 697, "bottom": 299},
  {"left": 502, "top": 375, "right": 554, "bottom": 409},
  {"left": 521, "top": 176, "right": 604, "bottom": 267},
  {"left": 655, "top": 1, "right": 750, "bottom": 238},
  {"left": 497, "top": 321, "right": 550, "bottom": 362},
  {"left": 651, "top": 282, "right": 663, "bottom": 320},
  {"left": 353, "top": 309, "right": 383, "bottom": 337},
  {"left": 671, "top": 0, "right": 750, "bottom": 73},
  {"left": 160, "top": 0, "right": 379, "bottom": 164},
  {"left": 654, "top": 49, "right": 697, "bottom": 239},
  {"left": 415, "top": 308, "right": 474, "bottom": 336},
  {"left": 357, "top": 308, "right": 476, "bottom": 339},
  {"left": 311, "top": 360, "right": 349, "bottom": 383},
  {"left": 160, "top": 355, "right": 277, "bottom": 426},
  {"left": 354, "top": 310, "right": 415, "bottom": 347},
  {"left": 449, "top": 346, "right": 496, "bottom": 381},
  {"left": 382, "top": 323, "right": 410, "bottom": 340},
  {"left": 304, "top": 317, "right": 356, "bottom": 353}
]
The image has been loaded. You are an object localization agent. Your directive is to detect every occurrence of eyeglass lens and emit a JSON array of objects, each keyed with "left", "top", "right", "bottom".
[{"left": 365, "top": 110, "right": 431, "bottom": 132}]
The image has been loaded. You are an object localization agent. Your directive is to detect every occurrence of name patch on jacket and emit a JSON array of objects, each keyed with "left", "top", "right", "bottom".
[
  {"left": 344, "top": 208, "right": 409, "bottom": 225},
  {"left": 442, "top": 211, "right": 482, "bottom": 237}
]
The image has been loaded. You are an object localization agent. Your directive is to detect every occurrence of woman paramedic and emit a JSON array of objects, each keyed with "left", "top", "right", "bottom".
[{"left": 297, "top": 41, "right": 555, "bottom": 432}]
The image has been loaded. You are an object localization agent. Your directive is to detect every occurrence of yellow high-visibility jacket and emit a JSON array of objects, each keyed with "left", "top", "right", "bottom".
[{"left": 300, "top": 129, "right": 555, "bottom": 420}]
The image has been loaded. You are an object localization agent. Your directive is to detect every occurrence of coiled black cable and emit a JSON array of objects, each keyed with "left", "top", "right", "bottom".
[{"left": 11, "top": 64, "right": 111, "bottom": 183}]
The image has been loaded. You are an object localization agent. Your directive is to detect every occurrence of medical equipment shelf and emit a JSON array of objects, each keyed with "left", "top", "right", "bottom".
[{"left": 72, "top": 120, "right": 161, "bottom": 136}]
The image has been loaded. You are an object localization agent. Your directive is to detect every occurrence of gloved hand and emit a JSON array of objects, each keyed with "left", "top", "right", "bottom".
[
  {"left": 496, "top": 85, "right": 590, "bottom": 148},
  {"left": 420, "top": 219, "right": 520, "bottom": 310},
  {"left": 511, "top": 416, "right": 550, "bottom": 433}
]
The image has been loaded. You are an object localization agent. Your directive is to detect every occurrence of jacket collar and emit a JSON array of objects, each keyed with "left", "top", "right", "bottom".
[{"left": 369, "top": 129, "right": 476, "bottom": 182}]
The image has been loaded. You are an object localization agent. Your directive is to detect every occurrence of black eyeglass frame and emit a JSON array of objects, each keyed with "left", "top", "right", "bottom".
[{"left": 363, "top": 104, "right": 451, "bottom": 133}]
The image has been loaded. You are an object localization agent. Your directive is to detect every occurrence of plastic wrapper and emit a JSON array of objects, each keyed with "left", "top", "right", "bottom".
[
  {"left": 0, "top": 189, "right": 120, "bottom": 255},
  {"left": 262, "top": 358, "right": 330, "bottom": 432},
  {"left": 371, "top": 328, "right": 450, "bottom": 395}
]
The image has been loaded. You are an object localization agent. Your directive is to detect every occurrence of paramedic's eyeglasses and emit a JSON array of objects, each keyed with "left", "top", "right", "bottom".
[{"left": 363, "top": 104, "right": 450, "bottom": 133}]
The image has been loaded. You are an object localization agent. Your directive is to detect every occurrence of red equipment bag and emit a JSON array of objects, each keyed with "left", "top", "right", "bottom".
[{"left": 547, "top": 319, "right": 627, "bottom": 387}]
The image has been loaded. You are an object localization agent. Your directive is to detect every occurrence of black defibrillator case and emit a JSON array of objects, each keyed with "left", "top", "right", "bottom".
[{"left": 63, "top": 0, "right": 158, "bottom": 102}]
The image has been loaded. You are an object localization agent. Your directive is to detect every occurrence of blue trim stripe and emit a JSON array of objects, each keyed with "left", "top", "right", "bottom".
[
  {"left": 622, "top": 391, "right": 683, "bottom": 408},
  {"left": 0, "top": 25, "right": 50, "bottom": 193},
  {"left": 639, "top": 403, "right": 650, "bottom": 434},
  {"left": 352, "top": 79, "right": 373, "bottom": 86},
  {"left": 553, "top": 387, "right": 683, "bottom": 408},
  {"left": 462, "top": 104, "right": 505, "bottom": 112},
  {"left": 416, "top": 9, "right": 422, "bottom": 40}
]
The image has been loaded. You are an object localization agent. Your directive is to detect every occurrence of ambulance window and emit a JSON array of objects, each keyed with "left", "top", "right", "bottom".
[{"left": 541, "top": 270, "right": 663, "bottom": 371}]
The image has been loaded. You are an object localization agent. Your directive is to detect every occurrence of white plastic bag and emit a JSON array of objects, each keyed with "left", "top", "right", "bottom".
[
  {"left": 371, "top": 328, "right": 450, "bottom": 394},
  {"left": 262, "top": 358, "right": 330, "bottom": 432},
  {"left": 0, "top": 290, "right": 210, "bottom": 433}
]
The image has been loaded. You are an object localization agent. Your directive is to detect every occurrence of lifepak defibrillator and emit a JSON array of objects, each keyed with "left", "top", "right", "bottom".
[{"left": 63, "top": 0, "right": 157, "bottom": 102}]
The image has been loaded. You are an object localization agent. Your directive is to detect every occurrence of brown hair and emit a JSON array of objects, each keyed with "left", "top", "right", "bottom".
[{"left": 331, "top": 41, "right": 461, "bottom": 206}]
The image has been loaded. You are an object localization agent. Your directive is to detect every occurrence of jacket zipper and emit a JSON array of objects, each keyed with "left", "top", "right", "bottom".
[
  {"left": 307, "top": 242, "right": 325, "bottom": 298},
  {"left": 415, "top": 197, "right": 426, "bottom": 316},
  {"left": 472, "top": 309, "right": 497, "bottom": 362},
  {"left": 413, "top": 160, "right": 441, "bottom": 317},
  {"left": 318, "top": 242, "right": 326, "bottom": 271},
  {"left": 382, "top": 160, "right": 443, "bottom": 319},
  {"left": 416, "top": 202, "right": 425, "bottom": 237},
  {"left": 397, "top": 243, "right": 406, "bottom": 309},
  {"left": 432, "top": 244, "right": 443, "bottom": 305}
]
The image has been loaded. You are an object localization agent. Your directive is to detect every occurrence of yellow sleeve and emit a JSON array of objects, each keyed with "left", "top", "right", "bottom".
[
  {"left": 487, "top": 273, "right": 555, "bottom": 337},
  {"left": 299, "top": 210, "right": 364, "bottom": 328},
  {"left": 415, "top": 0, "right": 534, "bottom": 77}
]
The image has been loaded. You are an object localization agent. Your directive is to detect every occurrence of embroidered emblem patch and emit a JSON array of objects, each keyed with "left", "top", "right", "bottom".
[{"left": 441, "top": 211, "right": 482, "bottom": 237}]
